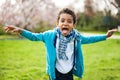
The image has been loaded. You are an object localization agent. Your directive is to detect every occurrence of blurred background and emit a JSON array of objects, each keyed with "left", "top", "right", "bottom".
[
  {"left": 0, "top": 0, "right": 120, "bottom": 80},
  {"left": 0, "top": 0, "right": 120, "bottom": 34}
]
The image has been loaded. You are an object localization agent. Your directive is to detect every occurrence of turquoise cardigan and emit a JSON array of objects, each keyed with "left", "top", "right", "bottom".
[{"left": 21, "top": 29, "right": 106, "bottom": 80}]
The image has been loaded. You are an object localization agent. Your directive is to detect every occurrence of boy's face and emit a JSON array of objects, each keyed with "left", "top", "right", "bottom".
[{"left": 56, "top": 13, "right": 76, "bottom": 36}]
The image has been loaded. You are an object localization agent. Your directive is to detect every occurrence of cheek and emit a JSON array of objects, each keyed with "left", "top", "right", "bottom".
[
  {"left": 57, "top": 21, "right": 61, "bottom": 25},
  {"left": 70, "top": 25, "right": 74, "bottom": 29},
  {"left": 58, "top": 23, "right": 63, "bottom": 28},
  {"left": 58, "top": 26, "right": 62, "bottom": 30}
]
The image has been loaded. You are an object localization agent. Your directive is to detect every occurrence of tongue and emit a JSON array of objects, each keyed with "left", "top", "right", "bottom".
[{"left": 62, "top": 29, "right": 68, "bottom": 34}]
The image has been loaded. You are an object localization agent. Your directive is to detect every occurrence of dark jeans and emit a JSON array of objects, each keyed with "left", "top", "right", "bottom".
[
  {"left": 54, "top": 68, "right": 73, "bottom": 80},
  {"left": 49, "top": 68, "right": 73, "bottom": 80}
]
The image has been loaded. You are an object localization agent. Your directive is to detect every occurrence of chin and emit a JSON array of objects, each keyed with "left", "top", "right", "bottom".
[{"left": 62, "top": 33, "right": 68, "bottom": 36}]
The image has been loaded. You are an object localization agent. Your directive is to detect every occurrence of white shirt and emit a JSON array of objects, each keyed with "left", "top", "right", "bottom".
[{"left": 55, "top": 38, "right": 74, "bottom": 74}]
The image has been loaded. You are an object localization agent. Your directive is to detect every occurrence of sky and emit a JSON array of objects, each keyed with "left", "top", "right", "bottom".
[
  {"left": 52, "top": 0, "right": 75, "bottom": 7},
  {"left": 52, "top": 0, "right": 118, "bottom": 14},
  {"left": 0, "top": 0, "right": 118, "bottom": 14},
  {"left": 52, "top": 0, "right": 85, "bottom": 12},
  {"left": 0, "top": 0, "right": 5, "bottom": 5}
]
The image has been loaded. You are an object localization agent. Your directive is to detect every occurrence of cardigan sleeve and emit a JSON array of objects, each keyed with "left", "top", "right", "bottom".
[
  {"left": 80, "top": 34, "right": 107, "bottom": 44},
  {"left": 20, "top": 29, "right": 45, "bottom": 41}
]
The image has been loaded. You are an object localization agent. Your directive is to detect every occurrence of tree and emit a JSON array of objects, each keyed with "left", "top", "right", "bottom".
[
  {"left": 111, "top": 0, "right": 120, "bottom": 26},
  {"left": 84, "top": 0, "right": 95, "bottom": 25},
  {"left": 0, "top": 0, "right": 58, "bottom": 32}
]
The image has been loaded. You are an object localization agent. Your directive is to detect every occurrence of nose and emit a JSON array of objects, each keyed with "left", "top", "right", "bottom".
[{"left": 63, "top": 21, "right": 68, "bottom": 26}]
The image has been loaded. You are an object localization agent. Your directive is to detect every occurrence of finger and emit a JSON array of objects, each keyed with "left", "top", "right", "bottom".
[
  {"left": 4, "top": 27, "right": 10, "bottom": 32},
  {"left": 3, "top": 26, "right": 9, "bottom": 31},
  {"left": 6, "top": 25, "right": 15, "bottom": 30},
  {"left": 111, "top": 29, "right": 118, "bottom": 32},
  {"left": 5, "top": 25, "right": 12, "bottom": 28},
  {"left": 5, "top": 28, "right": 10, "bottom": 32},
  {"left": 3, "top": 27, "right": 8, "bottom": 30}
]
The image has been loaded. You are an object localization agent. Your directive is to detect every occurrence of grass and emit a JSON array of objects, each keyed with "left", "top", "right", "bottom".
[
  {"left": 0, "top": 39, "right": 120, "bottom": 80},
  {"left": 82, "top": 39, "right": 120, "bottom": 80},
  {"left": 79, "top": 30, "right": 120, "bottom": 36}
]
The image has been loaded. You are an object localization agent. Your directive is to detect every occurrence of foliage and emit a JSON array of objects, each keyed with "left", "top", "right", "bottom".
[
  {"left": 0, "top": 0, "right": 119, "bottom": 33},
  {"left": 76, "top": 11, "right": 118, "bottom": 31},
  {"left": 0, "top": 0, "right": 58, "bottom": 31},
  {"left": 0, "top": 26, "right": 4, "bottom": 35},
  {"left": 0, "top": 39, "right": 120, "bottom": 80}
]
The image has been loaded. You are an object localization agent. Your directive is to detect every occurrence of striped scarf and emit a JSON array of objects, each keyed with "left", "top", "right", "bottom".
[{"left": 56, "top": 28, "right": 76, "bottom": 60}]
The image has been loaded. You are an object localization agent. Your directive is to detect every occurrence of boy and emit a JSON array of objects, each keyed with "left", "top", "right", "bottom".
[{"left": 4, "top": 8, "right": 117, "bottom": 80}]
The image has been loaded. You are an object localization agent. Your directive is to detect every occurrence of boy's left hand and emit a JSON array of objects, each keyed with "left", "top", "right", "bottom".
[{"left": 106, "top": 29, "right": 118, "bottom": 38}]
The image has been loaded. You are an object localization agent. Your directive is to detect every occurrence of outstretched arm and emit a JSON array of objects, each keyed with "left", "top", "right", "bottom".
[
  {"left": 4, "top": 25, "right": 44, "bottom": 41},
  {"left": 80, "top": 28, "right": 118, "bottom": 44}
]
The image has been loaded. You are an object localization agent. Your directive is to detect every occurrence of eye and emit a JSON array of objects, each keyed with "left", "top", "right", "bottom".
[
  {"left": 68, "top": 20, "right": 72, "bottom": 23},
  {"left": 60, "top": 19, "right": 65, "bottom": 23}
]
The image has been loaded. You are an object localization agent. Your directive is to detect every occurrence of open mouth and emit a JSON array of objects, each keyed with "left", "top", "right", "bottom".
[
  {"left": 62, "top": 28, "right": 69, "bottom": 35},
  {"left": 62, "top": 28, "right": 69, "bottom": 31}
]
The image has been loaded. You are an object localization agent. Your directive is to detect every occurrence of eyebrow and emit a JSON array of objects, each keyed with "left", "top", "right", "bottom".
[
  {"left": 67, "top": 19, "right": 72, "bottom": 21},
  {"left": 60, "top": 18, "right": 73, "bottom": 21}
]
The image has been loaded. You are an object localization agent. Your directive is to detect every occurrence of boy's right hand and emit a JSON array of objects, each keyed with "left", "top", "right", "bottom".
[{"left": 4, "top": 25, "right": 23, "bottom": 33}]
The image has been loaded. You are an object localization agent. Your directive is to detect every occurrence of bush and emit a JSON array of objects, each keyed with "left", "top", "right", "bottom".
[
  {"left": 0, "top": 26, "right": 5, "bottom": 35},
  {"left": 76, "top": 12, "right": 118, "bottom": 31}
]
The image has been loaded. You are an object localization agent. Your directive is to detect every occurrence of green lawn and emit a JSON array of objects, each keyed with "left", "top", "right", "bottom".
[{"left": 0, "top": 39, "right": 120, "bottom": 80}]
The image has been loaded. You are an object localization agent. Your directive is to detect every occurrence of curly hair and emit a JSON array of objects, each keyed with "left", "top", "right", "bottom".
[{"left": 57, "top": 8, "right": 76, "bottom": 24}]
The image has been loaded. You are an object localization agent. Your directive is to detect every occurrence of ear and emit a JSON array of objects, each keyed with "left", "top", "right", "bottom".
[
  {"left": 73, "top": 24, "right": 76, "bottom": 28},
  {"left": 56, "top": 22, "right": 58, "bottom": 27}
]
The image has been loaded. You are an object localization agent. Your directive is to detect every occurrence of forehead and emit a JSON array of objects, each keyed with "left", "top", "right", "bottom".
[{"left": 59, "top": 13, "right": 73, "bottom": 20}]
